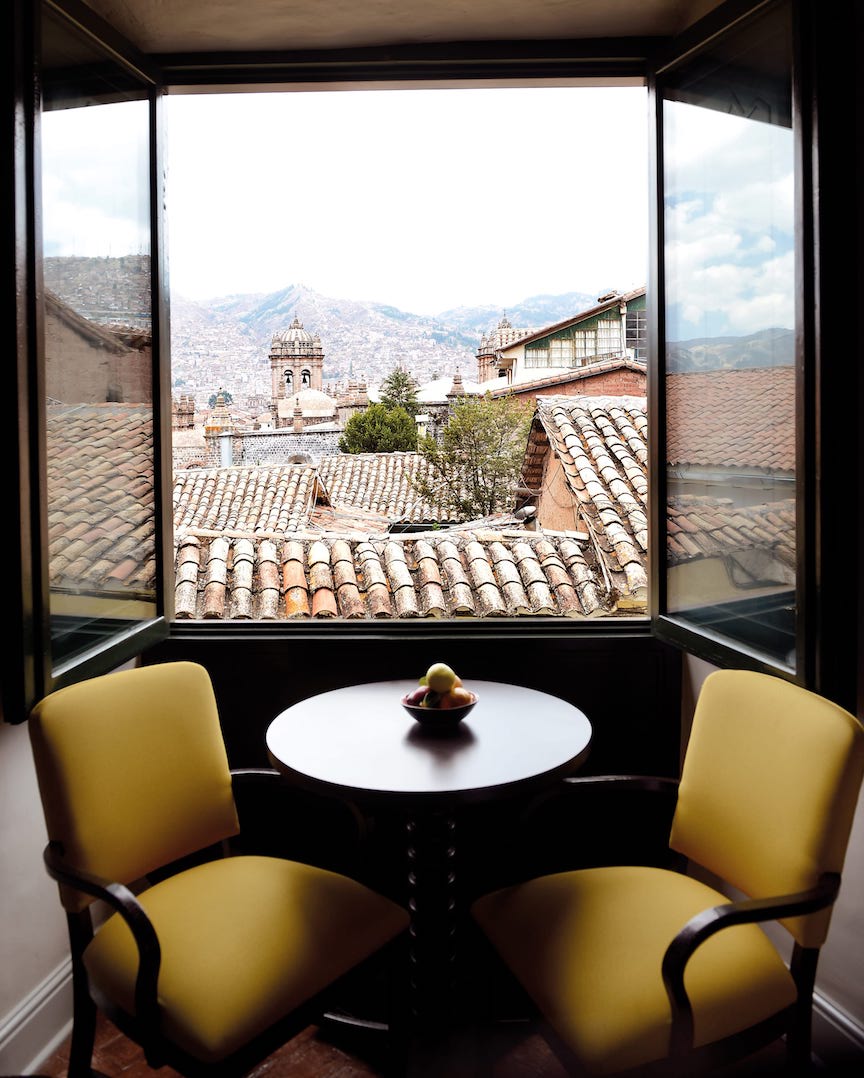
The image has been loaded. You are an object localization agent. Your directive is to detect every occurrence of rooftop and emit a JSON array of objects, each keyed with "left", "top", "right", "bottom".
[
  {"left": 666, "top": 367, "right": 795, "bottom": 472},
  {"left": 174, "top": 529, "right": 617, "bottom": 620},
  {"left": 523, "top": 395, "right": 649, "bottom": 599},
  {"left": 46, "top": 403, "right": 156, "bottom": 596}
]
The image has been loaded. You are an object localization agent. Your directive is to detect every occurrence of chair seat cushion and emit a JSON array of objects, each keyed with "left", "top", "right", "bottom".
[
  {"left": 84, "top": 855, "right": 408, "bottom": 1063},
  {"left": 471, "top": 865, "right": 797, "bottom": 1075}
]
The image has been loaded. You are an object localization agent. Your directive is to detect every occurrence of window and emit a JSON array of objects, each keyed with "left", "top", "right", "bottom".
[
  {"left": 8, "top": 0, "right": 850, "bottom": 720},
  {"left": 548, "top": 338, "right": 575, "bottom": 366},
  {"left": 626, "top": 309, "right": 647, "bottom": 359},
  {"left": 596, "top": 316, "right": 621, "bottom": 355},
  {"left": 524, "top": 346, "right": 549, "bottom": 367},
  {"left": 165, "top": 86, "right": 649, "bottom": 625},
  {"left": 38, "top": 1, "right": 166, "bottom": 677},
  {"left": 656, "top": 0, "right": 798, "bottom": 670}
]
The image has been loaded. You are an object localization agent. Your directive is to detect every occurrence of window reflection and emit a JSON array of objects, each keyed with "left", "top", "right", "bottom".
[
  {"left": 662, "top": 1, "right": 796, "bottom": 666},
  {"left": 41, "top": 3, "right": 156, "bottom": 667}
]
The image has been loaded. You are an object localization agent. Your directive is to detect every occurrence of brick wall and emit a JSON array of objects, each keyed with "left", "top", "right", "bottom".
[{"left": 529, "top": 368, "right": 647, "bottom": 401}]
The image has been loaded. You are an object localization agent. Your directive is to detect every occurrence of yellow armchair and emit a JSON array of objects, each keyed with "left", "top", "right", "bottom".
[
  {"left": 471, "top": 670, "right": 864, "bottom": 1075},
  {"left": 29, "top": 661, "right": 409, "bottom": 1076}
]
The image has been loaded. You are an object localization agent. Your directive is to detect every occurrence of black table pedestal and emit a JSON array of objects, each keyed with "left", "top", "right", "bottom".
[{"left": 406, "top": 812, "right": 458, "bottom": 1029}]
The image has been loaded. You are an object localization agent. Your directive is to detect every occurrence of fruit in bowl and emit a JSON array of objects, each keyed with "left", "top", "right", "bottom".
[{"left": 402, "top": 663, "right": 477, "bottom": 725}]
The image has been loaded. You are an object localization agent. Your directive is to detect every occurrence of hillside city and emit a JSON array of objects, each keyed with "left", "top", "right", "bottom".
[
  {"left": 43, "top": 252, "right": 795, "bottom": 636},
  {"left": 44, "top": 255, "right": 598, "bottom": 409}
]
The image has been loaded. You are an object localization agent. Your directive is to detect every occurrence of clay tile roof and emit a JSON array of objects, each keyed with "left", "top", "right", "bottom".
[
  {"left": 173, "top": 530, "right": 629, "bottom": 621},
  {"left": 666, "top": 367, "right": 795, "bottom": 472},
  {"left": 46, "top": 403, "right": 156, "bottom": 596},
  {"left": 318, "top": 452, "right": 460, "bottom": 524},
  {"left": 667, "top": 495, "right": 796, "bottom": 573},
  {"left": 526, "top": 395, "right": 649, "bottom": 597},
  {"left": 173, "top": 464, "right": 325, "bottom": 536}
]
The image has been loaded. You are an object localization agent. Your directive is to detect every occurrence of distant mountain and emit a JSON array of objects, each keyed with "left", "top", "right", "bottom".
[
  {"left": 171, "top": 283, "right": 617, "bottom": 403},
  {"left": 42, "top": 256, "right": 625, "bottom": 405},
  {"left": 667, "top": 327, "right": 795, "bottom": 372},
  {"left": 437, "top": 291, "right": 597, "bottom": 336},
  {"left": 196, "top": 283, "right": 483, "bottom": 391}
]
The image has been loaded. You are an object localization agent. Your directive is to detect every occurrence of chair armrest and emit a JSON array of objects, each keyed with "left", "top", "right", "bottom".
[
  {"left": 229, "top": 767, "right": 368, "bottom": 868},
  {"left": 531, "top": 773, "right": 679, "bottom": 816},
  {"left": 561, "top": 774, "right": 680, "bottom": 795},
  {"left": 44, "top": 842, "right": 162, "bottom": 1031},
  {"left": 661, "top": 872, "right": 841, "bottom": 1055},
  {"left": 230, "top": 766, "right": 284, "bottom": 791},
  {"left": 513, "top": 774, "right": 682, "bottom": 880}
]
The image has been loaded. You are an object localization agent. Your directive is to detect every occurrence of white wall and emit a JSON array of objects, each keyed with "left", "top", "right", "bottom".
[{"left": 0, "top": 721, "right": 72, "bottom": 1075}]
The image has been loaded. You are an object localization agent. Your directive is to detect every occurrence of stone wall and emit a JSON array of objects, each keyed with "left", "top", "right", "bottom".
[
  {"left": 219, "top": 428, "right": 343, "bottom": 468},
  {"left": 172, "top": 428, "right": 344, "bottom": 471}
]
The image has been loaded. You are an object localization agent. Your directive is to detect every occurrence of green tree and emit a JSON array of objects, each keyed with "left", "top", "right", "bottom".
[
  {"left": 208, "top": 389, "right": 234, "bottom": 408},
  {"left": 414, "top": 393, "right": 534, "bottom": 519},
  {"left": 379, "top": 366, "right": 420, "bottom": 414},
  {"left": 339, "top": 403, "right": 418, "bottom": 454}
]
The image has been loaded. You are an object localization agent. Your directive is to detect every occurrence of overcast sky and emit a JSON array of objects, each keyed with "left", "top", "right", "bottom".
[
  {"left": 41, "top": 84, "right": 793, "bottom": 337},
  {"left": 162, "top": 86, "right": 649, "bottom": 314}
]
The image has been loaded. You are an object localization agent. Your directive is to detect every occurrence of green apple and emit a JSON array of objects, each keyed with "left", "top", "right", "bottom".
[{"left": 426, "top": 662, "right": 458, "bottom": 694}]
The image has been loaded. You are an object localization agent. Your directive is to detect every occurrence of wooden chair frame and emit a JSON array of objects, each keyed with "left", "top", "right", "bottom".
[
  {"left": 45, "top": 768, "right": 407, "bottom": 1078},
  {"left": 497, "top": 774, "right": 842, "bottom": 1077}
]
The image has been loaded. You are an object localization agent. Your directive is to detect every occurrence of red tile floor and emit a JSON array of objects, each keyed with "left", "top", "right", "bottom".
[
  {"left": 30, "top": 1013, "right": 802, "bottom": 1078},
  {"left": 32, "top": 1013, "right": 569, "bottom": 1078}
]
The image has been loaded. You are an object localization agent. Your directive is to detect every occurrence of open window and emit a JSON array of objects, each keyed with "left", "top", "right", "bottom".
[
  {"left": 3, "top": 0, "right": 169, "bottom": 719},
  {"left": 651, "top": 0, "right": 804, "bottom": 678}
]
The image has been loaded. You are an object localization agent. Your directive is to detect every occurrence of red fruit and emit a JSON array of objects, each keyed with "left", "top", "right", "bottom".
[{"left": 404, "top": 686, "right": 427, "bottom": 706}]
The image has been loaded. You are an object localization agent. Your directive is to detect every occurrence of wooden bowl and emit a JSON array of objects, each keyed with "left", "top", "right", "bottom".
[{"left": 401, "top": 690, "right": 478, "bottom": 728}]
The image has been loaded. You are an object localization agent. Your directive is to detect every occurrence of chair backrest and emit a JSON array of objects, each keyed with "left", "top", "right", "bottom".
[
  {"left": 29, "top": 661, "right": 240, "bottom": 913},
  {"left": 670, "top": 669, "right": 864, "bottom": 948}
]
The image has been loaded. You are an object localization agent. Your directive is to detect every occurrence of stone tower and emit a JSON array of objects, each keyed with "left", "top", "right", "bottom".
[
  {"left": 476, "top": 314, "right": 527, "bottom": 381},
  {"left": 269, "top": 316, "right": 324, "bottom": 425}
]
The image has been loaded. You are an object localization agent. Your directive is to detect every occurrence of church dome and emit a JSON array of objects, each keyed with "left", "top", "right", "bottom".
[{"left": 270, "top": 316, "right": 323, "bottom": 356}]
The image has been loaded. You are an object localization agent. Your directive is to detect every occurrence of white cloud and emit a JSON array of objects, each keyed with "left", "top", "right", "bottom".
[
  {"left": 41, "top": 100, "right": 150, "bottom": 256},
  {"left": 664, "top": 101, "right": 795, "bottom": 339}
]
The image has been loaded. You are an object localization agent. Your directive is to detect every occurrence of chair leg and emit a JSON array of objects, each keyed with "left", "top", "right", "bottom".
[
  {"left": 67, "top": 965, "right": 97, "bottom": 1078},
  {"left": 66, "top": 913, "right": 99, "bottom": 1078},
  {"left": 786, "top": 946, "right": 819, "bottom": 1074}
]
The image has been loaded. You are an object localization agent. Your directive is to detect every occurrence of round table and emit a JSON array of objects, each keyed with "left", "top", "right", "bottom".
[{"left": 266, "top": 679, "right": 592, "bottom": 1030}]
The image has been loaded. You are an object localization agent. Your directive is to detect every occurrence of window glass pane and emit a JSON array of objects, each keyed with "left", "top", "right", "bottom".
[
  {"left": 41, "top": 3, "right": 156, "bottom": 667},
  {"left": 597, "top": 318, "right": 620, "bottom": 354},
  {"left": 549, "top": 338, "right": 574, "bottom": 366},
  {"left": 662, "top": 0, "right": 796, "bottom": 666},
  {"left": 626, "top": 309, "right": 647, "bottom": 359}
]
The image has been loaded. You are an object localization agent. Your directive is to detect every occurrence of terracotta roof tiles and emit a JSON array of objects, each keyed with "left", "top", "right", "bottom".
[
  {"left": 318, "top": 452, "right": 459, "bottom": 523},
  {"left": 173, "top": 464, "right": 323, "bottom": 536},
  {"left": 666, "top": 368, "right": 795, "bottom": 472},
  {"left": 526, "top": 395, "right": 650, "bottom": 600},
  {"left": 173, "top": 530, "right": 626, "bottom": 621},
  {"left": 46, "top": 403, "right": 156, "bottom": 596},
  {"left": 667, "top": 495, "right": 796, "bottom": 572}
]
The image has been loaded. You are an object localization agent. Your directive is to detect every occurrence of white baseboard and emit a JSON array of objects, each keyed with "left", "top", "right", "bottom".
[
  {"left": 0, "top": 959, "right": 72, "bottom": 1077},
  {"left": 814, "top": 991, "right": 864, "bottom": 1071}
]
